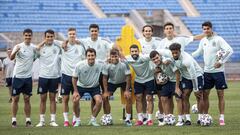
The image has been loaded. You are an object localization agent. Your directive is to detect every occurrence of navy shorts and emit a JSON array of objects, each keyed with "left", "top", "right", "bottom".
[
  {"left": 134, "top": 80, "right": 155, "bottom": 95},
  {"left": 6, "top": 77, "right": 12, "bottom": 87},
  {"left": 77, "top": 86, "right": 101, "bottom": 98},
  {"left": 181, "top": 76, "right": 204, "bottom": 91},
  {"left": 58, "top": 77, "right": 61, "bottom": 84},
  {"left": 160, "top": 81, "right": 175, "bottom": 97},
  {"left": 108, "top": 82, "right": 126, "bottom": 93},
  {"left": 204, "top": 72, "right": 228, "bottom": 90},
  {"left": 12, "top": 77, "right": 32, "bottom": 96},
  {"left": 38, "top": 77, "right": 59, "bottom": 94},
  {"left": 61, "top": 74, "right": 74, "bottom": 95}
]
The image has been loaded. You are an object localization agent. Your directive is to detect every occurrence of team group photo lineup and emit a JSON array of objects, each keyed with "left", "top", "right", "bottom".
[{"left": 0, "top": 21, "right": 234, "bottom": 128}]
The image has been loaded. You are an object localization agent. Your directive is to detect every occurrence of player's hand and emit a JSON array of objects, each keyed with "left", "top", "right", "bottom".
[
  {"left": 73, "top": 91, "right": 80, "bottom": 102},
  {"left": 163, "top": 60, "right": 171, "bottom": 65},
  {"left": 124, "top": 90, "right": 131, "bottom": 99},
  {"left": 175, "top": 87, "right": 182, "bottom": 97},
  {"left": 14, "top": 45, "right": 21, "bottom": 53},
  {"left": 75, "top": 39, "right": 81, "bottom": 44},
  {"left": 194, "top": 91, "right": 202, "bottom": 98},
  {"left": 102, "top": 91, "right": 110, "bottom": 100},
  {"left": 214, "top": 62, "right": 222, "bottom": 68}
]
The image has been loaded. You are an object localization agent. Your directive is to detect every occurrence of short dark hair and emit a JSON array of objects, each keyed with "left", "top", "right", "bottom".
[
  {"left": 85, "top": 48, "right": 96, "bottom": 56},
  {"left": 149, "top": 50, "right": 160, "bottom": 59},
  {"left": 110, "top": 48, "right": 120, "bottom": 56},
  {"left": 163, "top": 22, "right": 174, "bottom": 29},
  {"left": 23, "top": 28, "right": 33, "bottom": 35},
  {"left": 169, "top": 43, "right": 181, "bottom": 51},
  {"left": 44, "top": 29, "right": 55, "bottom": 37},
  {"left": 202, "top": 21, "right": 212, "bottom": 28},
  {"left": 130, "top": 44, "right": 139, "bottom": 50},
  {"left": 68, "top": 27, "right": 76, "bottom": 32},
  {"left": 142, "top": 25, "right": 153, "bottom": 32},
  {"left": 89, "top": 24, "right": 99, "bottom": 30}
]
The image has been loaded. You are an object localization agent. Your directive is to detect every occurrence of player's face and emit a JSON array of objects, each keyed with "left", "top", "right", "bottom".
[
  {"left": 45, "top": 33, "right": 55, "bottom": 45},
  {"left": 171, "top": 50, "right": 181, "bottom": 60},
  {"left": 130, "top": 48, "right": 139, "bottom": 60},
  {"left": 143, "top": 27, "right": 153, "bottom": 39},
  {"left": 87, "top": 52, "right": 96, "bottom": 65},
  {"left": 68, "top": 30, "right": 76, "bottom": 43},
  {"left": 164, "top": 25, "right": 174, "bottom": 38},
  {"left": 151, "top": 54, "right": 162, "bottom": 65},
  {"left": 90, "top": 28, "right": 99, "bottom": 40},
  {"left": 23, "top": 32, "right": 32, "bottom": 44},
  {"left": 202, "top": 26, "right": 213, "bottom": 37},
  {"left": 110, "top": 54, "right": 119, "bottom": 64}
]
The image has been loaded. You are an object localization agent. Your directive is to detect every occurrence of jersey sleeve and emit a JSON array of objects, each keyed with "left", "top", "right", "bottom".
[
  {"left": 185, "top": 59, "right": 198, "bottom": 91},
  {"left": 183, "top": 36, "right": 194, "bottom": 46},
  {"left": 102, "top": 64, "right": 109, "bottom": 76},
  {"left": 218, "top": 37, "right": 233, "bottom": 64},
  {"left": 123, "top": 62, "right": 131, "bottom": 75},
  {"left": 72, "top": 63, "right": 80, "bottom": 78},
  {"left": 192, "top": 40, "right": 204, "bottom": 57}
]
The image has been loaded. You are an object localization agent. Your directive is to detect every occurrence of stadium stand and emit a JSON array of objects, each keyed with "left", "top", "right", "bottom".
[
  {"left": 0, "top": 0, "right": 125, "bottom": 41},
  {"left": 181, "top": 0, "right": 240, "bottom": 62}
]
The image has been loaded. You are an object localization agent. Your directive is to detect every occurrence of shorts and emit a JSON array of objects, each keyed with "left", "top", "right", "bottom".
[
  {"left": 6, "top": 77, "right": 12, "bottom": 87},
  {"left": 204, "top": 72, "right": 228, "bottom": 90},
  {"left": 12, "top": 77, "right": 32, "bottom": 96},
  {"left": 181, "top": 76, "right": 204, "bottom": 91},
  {"left": 160, "top": 81, "right": 175, "bottom": 97},
  {"left": 77, "top": 86, "right": 101, "bottom": 98},
  {"left": 134, "top": 80, "right": 155, "bottom": 95},
  {"left": 38, "top": 77, "right": 59, "bottom": 94},
  {"left": 108, "top": 82, "right": 127, "bottom": 93},
  {"left": 61, "top": 74, "right": 74, "bottom": 95}
]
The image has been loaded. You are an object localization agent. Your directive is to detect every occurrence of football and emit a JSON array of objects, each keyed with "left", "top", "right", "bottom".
[
  {"left": 156, "top": 72, "right": 169, "bottom": 85},
  {"left": 216, "top": 50, "right": 227, "bottom": 61},
  {"left": 100, "top": 114, "right": 113, "bottom": 126},
  {"left": 191, "top": 104, "right": 198, "bottom": 114},
  {"left": 200, "top": 114, "right": 213, "bottom": 126},
  {"left": 164, "top": 114, "right": 176, "bottom": 125}
]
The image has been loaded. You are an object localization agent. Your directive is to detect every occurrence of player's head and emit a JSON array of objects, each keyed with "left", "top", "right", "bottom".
[
  {"left": 163, "top": 22, "right": 174, "bottom": 38},
  {"left": 89, "top": 24, "right": 99, "bottom": 41},
  {"left": 44, "top": 29, "right": 55, "bottom": 45},
  {"left": 7, "top": 48, "right": 12, "bottom": 57},
  {"left": 110, "top": 48, "right": 120, "bottom": 64},
  {"left": 68, "top": 27, "right": 76, "bottom": 43},
  {"left": 142, "top": 25, "right": 153, "bottom": 39},
  {"left": 169, "top": 43, "right": 181, "bottom": 60},
  {"left": 202, "top": 21, "right": 213, "bottom": 37},
  {"left": 23, "top": 28, "right": 33, "bottom": 44},
  {"left": 150, "top": 50, "right": 162, "bottom": 65},
  {"left": 86, "top": 48, "right": 96, "bottom": 66},
  {"left": 130, "top": 44, "right": 139, "bottom": 60}
]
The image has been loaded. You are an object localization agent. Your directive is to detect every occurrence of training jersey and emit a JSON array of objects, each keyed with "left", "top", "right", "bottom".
[
  {"left": 154, "top": 58, "right": 178, "bottom": 82},
  {"left": 138, "top": 37, "right": 161, "bottom": 55},
  {"left": 12, "top": 42, "right": 36, "bottom": 78},
  {"left": 192, "top": 35, "right": 233, "bottom": 73},
  {"left": 3, "top": 57, "right": 15, "bottom": 78},
  {"left": 102, "top": 61, "right": 131, "bottom": 84},
  {"left": 173, "top": 52, "right": 203, "bottom": 91},
  {"left": 157, "top": 36, "right": 194, "bottom": 51},
  {"left": 80, "top": 37, "right": 112, "bottom": 62},
  {"left": 61, "top": 43, "right": 85, "bottom": 76},
  {"left": 72, "top": 60, "right": 104, "bottom": 88},
  {"left": 38, "top": 43, "right": 61, "bottom": 78},
  {"left": 126, "top": 54, "right": 154, "bottom": 83}
]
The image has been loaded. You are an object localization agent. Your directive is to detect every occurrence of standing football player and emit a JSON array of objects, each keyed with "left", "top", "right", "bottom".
[
  {"left": 72, "top": 48, "right": 103, "bottom": 127},
  {"left": 126, "top": 45, "right": 155, "bottom": 126},
  {"left": 2, "top": 48, "right": 15, "bottom": 103},
  {"left": 102, "top": 48, "right": 132, "bottom": 126},
  {"left": 36, "top": 29, "right": 61, "bottom": 127},
  {"left": 169, "top": 43, "right": 205, "bottom": 126},
  {"left": 10, "top": 28, "right": 37, "bottom": 127},
  {"left": 192, "top": 21, "right": 233, "bottom": 126}
]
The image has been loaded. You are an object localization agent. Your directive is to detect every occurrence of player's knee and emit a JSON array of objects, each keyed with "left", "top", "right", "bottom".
[
  {"left": 12, "top": 96, "right": 19, "bottom": 103},
  {"left": 23, "top": 96, "right": 30, "bottom": 103},
  {"left": 95, "top": 97, "right": 102, "bottom": 105},
  {"left": 146, "top": 95, "right": 153, "bottom": 102}
]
